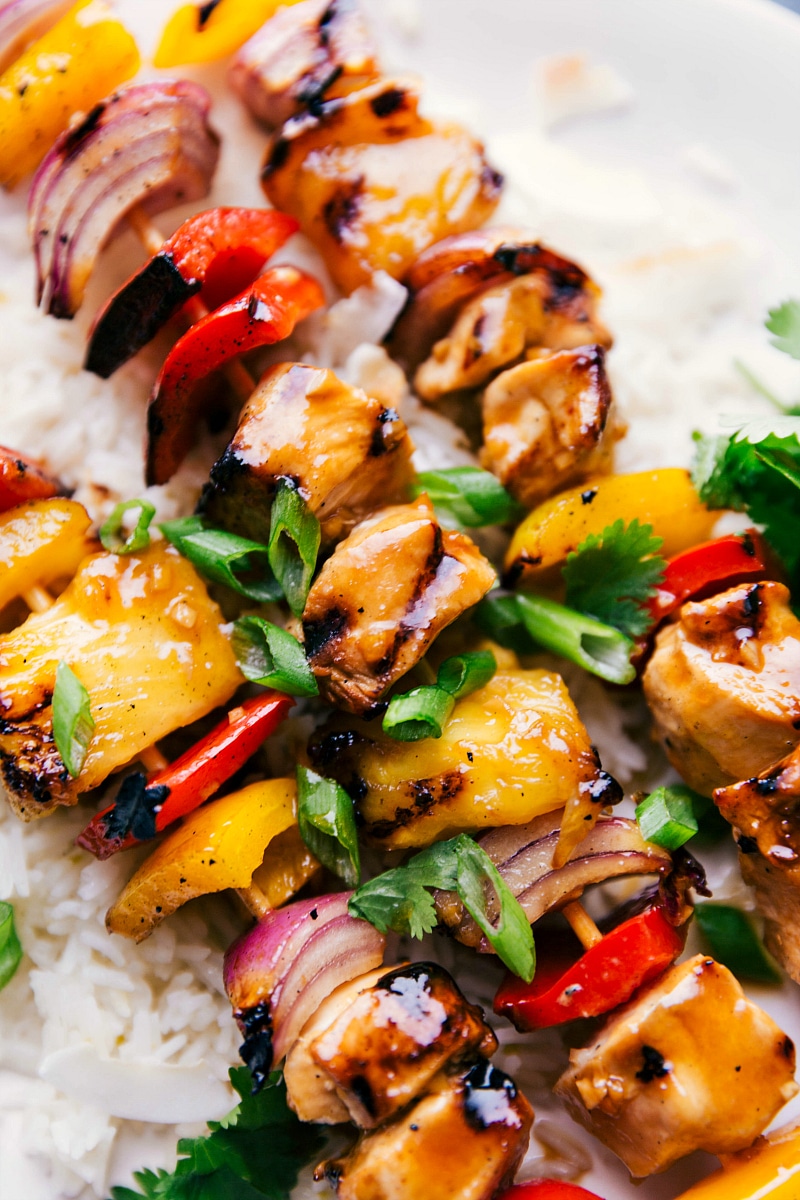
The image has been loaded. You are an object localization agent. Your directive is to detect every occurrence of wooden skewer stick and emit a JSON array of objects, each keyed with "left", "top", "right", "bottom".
[
  {"left": 126, "top": 205, "right": 256, "bottom": 403},
  {"left": 237, "top": 884, "right": 273, "bottom": 920},
  {"left": 138, "top": 744, "right": 170, "bottom": 774},
  {"left": 22, "top": 584, "right": 55, "bottom": 613},
  {"left": 562, "top": 899, "right": 604, "bottom": 950}
]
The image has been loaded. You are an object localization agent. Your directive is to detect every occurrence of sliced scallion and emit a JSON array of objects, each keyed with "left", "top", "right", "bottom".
[
  {"left": 0, "top": 901, "right": 23, "bottom": 991},
  {"left": 694, "top": 903, "right": 782, "bottom": 985},
  {"left": 382, "top": 686, "right": 455, "bottom": 741},
  {"left": 412, "top": 467, "right": 521, "bottom": 527},
  {"left": 515, "top": 592, "right": 636, "bottom": 685},
  {"left": 436, "top": 650, "right": 497, "bottom": 698},
  {"left": 160, "top": 515, "right": 282, "bottom": 603},
  {"left": 52, "top": 661, "right": 95, "bottom": 778},
  {"left": 455, "top": 837, "right": 535, "bottom": 983},
  {"left": 232, "top": 616, "right": 318, "bottom": 697},
  {"left": 635, "top": 784, "right": 707, "bottom": 851},
  {"left": 473, "top": 592, "right": 538, "bottom": 654},
  {"left": 267, "top": 479, "right": 321, "bottom": 617},
  {"left": 296, "top": 766, "right": 360, "bottom": 887},
  {"left": 99, "top": 498, "right": 155, "bottom": 555}
]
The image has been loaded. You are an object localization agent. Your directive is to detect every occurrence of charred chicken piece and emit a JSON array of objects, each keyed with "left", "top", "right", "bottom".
[
  {"left": 261, "top": 77, "right": 502, "bottom": 294},
  {"left": 413, "top": 260, "right": 612, "bottom": 403},
  {"left": 480, "top": 345, "right": 621, "bottom": 508},
  {"left": 0, "top": 545, "right": 241, "bottom": 819},
  {"left": 320, "top": 1058, "right": 533, "bottom": 1200},
  {"left": 642, "top": 582, "right": 800, "bottom": 796},
  {"left": 738, "top": 844, "right": 800, "bottom": 984},
  {"left": 555, "top": 954, "right": 798, "bottom": 1177},
  {"left": 200, "top": 362, "right": 414, "bottom": 547},
  {"left": 302, "top": 497, "right": 495, "bottom": 715},
  {"left": 230, "top": 0, "right": 379, "bottom": 128},
  {"left": 308, "top": 668, "right": 613, "bottom": 848},
  {"left": 286, "top": 961, "right": 496, "bottom": 1127}
]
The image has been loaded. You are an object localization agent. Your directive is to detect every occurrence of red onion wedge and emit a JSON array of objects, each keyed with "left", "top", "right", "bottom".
[
  {"left": 224, "top": 893, "right": 385, "bottom": 1082},
  {"left": 28, "top": 80, "right": 220, "bottom": 319},
  {"left": 437, "top": 810, "right": 673, "bottom": 952},
  {"left": 0, "top": 0, "right": 71, "bottom": 72}
]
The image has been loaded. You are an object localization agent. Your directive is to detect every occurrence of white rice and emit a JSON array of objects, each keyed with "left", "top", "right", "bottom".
[{"left": 0, "top": 9, "right": 796, "bottom": 1200}]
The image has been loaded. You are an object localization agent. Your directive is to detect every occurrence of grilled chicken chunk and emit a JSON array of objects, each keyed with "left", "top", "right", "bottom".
[
  {"left": 320, "top": 1059, "right": 533, "bottom": 1200},
  {"left": 302, "top": 497, "right": 495, "bottom": 715},
  {"left": 0, "top": 545, "right": 241, "bottom": 819},
  {"left": 642, "top": 582, "right": 800, "bottom": 795},
  {"left": 738, "top": 845, "right": 800, "bottom": 983},
  {"left": 480, "top": 345, "right": 620, "bottom": 508},
  {"left": 308, "top": 669, "right": 615, "bottom": 848},
  {"left": 286, "top": 962, "right": 496, "bottom": 1127},
  {"left": 261, "top": 77, "right": 502, "bottom": 294},
  {"left": 230, "top": 0, "right": 379, "bottom": 129},
  {"left": 200, "top": 362, "right": 414, "bottom": 547},
  {"left": 556, "top": 954, "right": 798, "bottom": 1177},
  {"left": 414, "top": 266, "right": 612, "bottom": 403}
]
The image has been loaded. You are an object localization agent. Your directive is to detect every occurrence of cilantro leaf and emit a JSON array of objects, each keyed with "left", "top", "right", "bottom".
[
  {"left": 562, "top": 519, "right": 666, "bottom": 638},
  {"left": 108, "top": 1069, "right": 323, "bottom": 1200},
  {"left": 349, "top": 835, "right": 535, "bottom": 981},
  {"left": 766, "top": 299, "right": 800, "bottom": 361},
  {"left": 692, "top": 419, "right": 800, "bottom": 577}
]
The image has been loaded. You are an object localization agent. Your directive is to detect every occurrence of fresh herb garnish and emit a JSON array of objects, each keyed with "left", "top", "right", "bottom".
[
  {"left": 766, "top": 299, "right": 800, "bottom": 361},
  {"left": 99, "top": 499, "right": 156, "bottom": 555},
  {"left": 349, "top": 834, "right": 535, "bottom": 982},
  {"left": 296, "top": 766, "right": 360, "bottom": 887},
  {"left": 635, "top": 784, "right": 709, "bottom": 851},
  {"left": 52, "top": 661, "right": 95, "bottom": 778},
  {"left": 233, "top": 616, "right": 318, "bottom": 697},
  {"left": 108, "top": 1068, "right": 324, "bottom": 1200},
  {"left": 694, "top": 903, "right": 782, "bottom": 985},
  {"left": 562, "top": 519, "right": 666, "bottom": 638},
  {"left": 267, "top": 478, "right": 320, "bottom": 617},
  {"left": 518, "top": 593, "right": 637, "bottom": 684},
  {"left": 412, "top": 466, "right": 522, "bottom": 527},
  {"left": 0, "top": 901, "right": 23, "bottom": 991},
  {"left": 160, "top": 515, "right": 282, "bottom": 603},
  {"left": 382, "top": 650, "right": 497, "bottom": 741}
]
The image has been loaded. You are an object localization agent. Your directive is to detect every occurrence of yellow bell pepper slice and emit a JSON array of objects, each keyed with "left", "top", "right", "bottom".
[
  {"left": 0, "top": 0, "right": 139, "bottom": 189},
  {"left": 505, "top": 468, "right": 717, "bottom": 587},
  {"left": 676, "top": 1120, "right": 800, "bottom": 1199},
  {"left": 154, "top": 0, "right": 304, "bottom": 68},
  {"left": 0, "top": 498, "right": 93, "bottom": 612},
  {"left": 106, "top": 777, "right": 298, "bottom": 942},
  {"left": 251, "top": 823, "right": 321, "bottom": 910}
]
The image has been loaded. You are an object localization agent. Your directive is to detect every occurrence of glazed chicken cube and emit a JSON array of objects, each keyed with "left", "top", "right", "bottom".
[
  {"left": 302, "top": 497, "right": 495, "bottom": 715},
  {"left": 200, "top": 362, "right": 414, "bottom": 547},
  {"left": 0, "top": 498, "right": 94, "bottom": 613},
  {"left": 414, "top": 266, "right": 612, "bottom": 403},
  {"left": 737, "top": 845, "right": 800, "bottom": 984},
  {"left": 230, "top": 0, "right": 379, "bottom": 128},
  {"left": 308, "top": 668, "right": 615, "bottom": 848},
  {"left": 261, "top": 77, "right": 502, "bottom": 294},
  {"left": 286, "top": 961, "right": 496, "bottom": 1127},
  {"left": 320, "top": 1059, "right": 533, "bottom": 1200},
  {"left": 555, "top": 954, "right": 798, "bottom": 1177},
  {"left": 0, "top": 545, "right": 242, "bottom": 819},
  {"left": 480, "top": 345, "right": 621, "bottom": 508},
  {"left": 642, "top": 582, "right": 800, "bottom": 795}
]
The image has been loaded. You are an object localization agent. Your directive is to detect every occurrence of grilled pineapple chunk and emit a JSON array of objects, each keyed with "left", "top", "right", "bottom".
[
  {"left": 0, "top": 544, "right": 242, "bottom": 819},
  {"left": 0, "top": 498, "right": 94, "bottom": 613},
  {"left": 308, "top": 668, "right": 608, "bottom": 848},
  {"left": 261, "top": 77, "right": 502, "bottom": 294}
]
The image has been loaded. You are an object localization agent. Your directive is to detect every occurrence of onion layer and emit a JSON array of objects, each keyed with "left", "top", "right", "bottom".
[
  {"left": 224, "top": 892, "right": 386, "bottom": 1075},
  {"left": 437, "top": 810, "right": 673, "bottom": 951},
  {"left": 0, "top": 0, "right": 71, "bottom": 72},
  {"left": 29, "top": 80, "right": 220, "bottom": 318}
]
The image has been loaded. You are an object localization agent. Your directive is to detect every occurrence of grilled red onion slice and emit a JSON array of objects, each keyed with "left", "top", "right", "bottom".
[
  {"left": 437, "top": 810, "right": 673, "bottom": 951},
  {"left": 0, "top": 0, "right": 71, "bottom": 72},
  {"left": 224, "top": 893, "right": 385, "bottom": 1077},
  {"left": 28, "top": 80, "right": 220, "bottom": 319}
]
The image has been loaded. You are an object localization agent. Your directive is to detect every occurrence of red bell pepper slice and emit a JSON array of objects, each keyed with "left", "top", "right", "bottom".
[
  {"left": 85, "top": 207, "right": 300, "bottom": 378},
  {"left": 496, "top": 1183, "right": 604, "bottom": 1200},
  {"left": 145, "top": 263, "right": 325, "bottom": 485},
  {"left": 76, "top": 690, "right": 294, "bottom": 860},
  {"left": 649, "top": 530, "right": 775, "bottom": 624},
  {"left": 0, "top": 445, "right": 65, "bottom": 512},
  {"left": 494, "top": 906, "right": 685, "bottom": 1030}
]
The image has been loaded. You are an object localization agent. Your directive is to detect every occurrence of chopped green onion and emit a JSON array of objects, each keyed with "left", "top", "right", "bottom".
[
  {"left": 52, "top": 661, "right": 95, "bottom": 778},
  {"left": 161, "top": 515, "right": 282, "bottom": 603},
  {"left": 694, "top": 903, "right": 782, "bottom": 985},
  {"left": 99, "top": 499, "right": 155, "bottom": 555},
  {"left": 382, "top": 686, "right": 455, "bottom": 741},
  {"left": 436, "top": 650, "right": 497, "bottom": 698},
  {"left": 515, "top": 592, "right": 637, "bottom": 685},
  {"left": 412, "top": 466, "right": 522, "bottom": 527},
  {"left": 455, "top": 837, "right": 535, "bottom": 983},
  {"left": 296, "top": 766, "right": 360, "bottom": 887},
  {"left": 232, "top": 616, "right": 318, "bottom": 697},
  {"left": 0, "top": 901, "right": 22, "bottom": 991},
  {"left": 635, "top": 784, "right": 707, "bottom": 850},
  {"left": 268, "top": 478, "right": 321, "bottom": 617},
  {"left": 473, "top": 592, "right": 538, "bottom": 654}
]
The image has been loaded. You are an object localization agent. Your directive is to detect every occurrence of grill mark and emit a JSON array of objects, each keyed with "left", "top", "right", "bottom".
[{"left": 304, "top": 607, "right": 349, "bottom": 660}]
